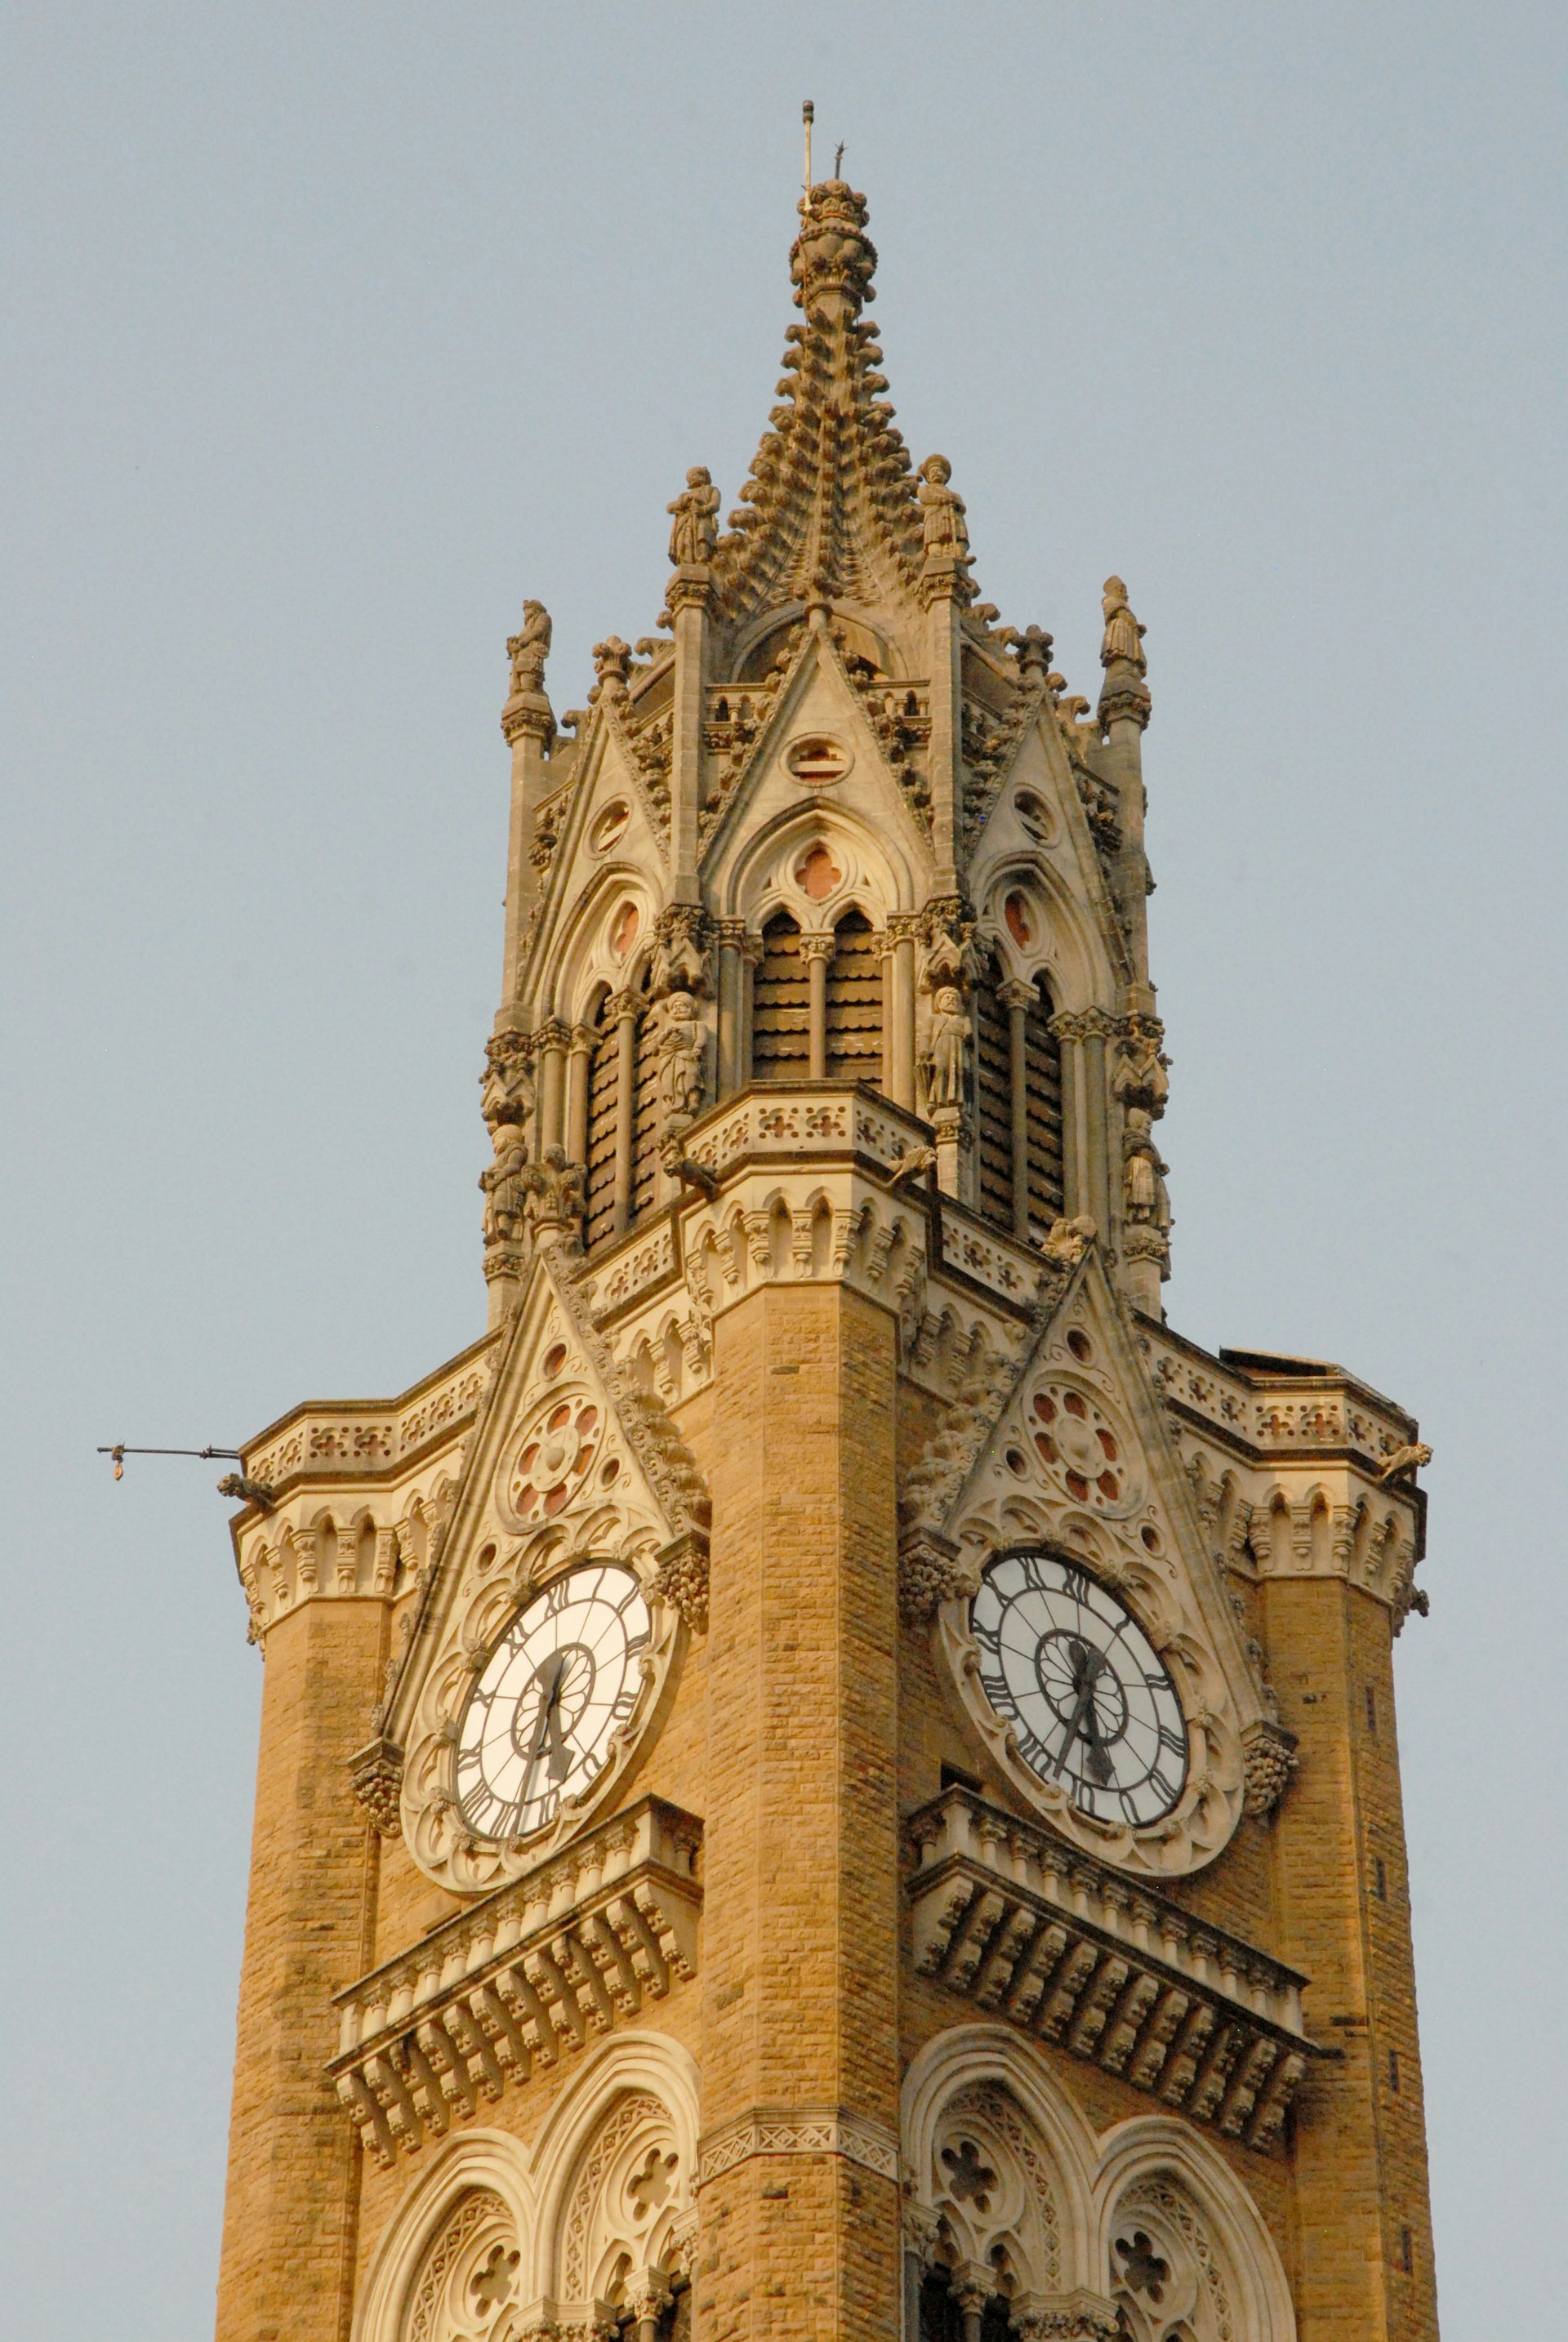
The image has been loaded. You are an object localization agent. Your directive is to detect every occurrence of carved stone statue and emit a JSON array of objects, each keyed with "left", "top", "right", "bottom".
[
  {"left": 1122, "top": 1109, "right": 1171, "bottom": 1232},
  {"left": 1100, "top": 577, "right": 1147, "bottom": 675},
  {"left": 479, "top": 1120, "right": 530, "bottom": 1244},
  {"left": 916, "top": 455, "right": 969, "bottom": 562},
  {"left": 506, "top": 600, "right": 551, "bottom": 697},
  {"left": 657, "top": 990, "right": 707, "bottom": 1125},
  {"left": 923, "top": 986, "right": 969, "bottom": 1109},
  {"left": 666, "top": 466, "right": 721, "bottom": 568},
  {"left": 519, "top": 1146, "right": 586, "bottom": 1239},
  {"left": 1112, "top": 1025, "right": 1170, "bottom": 1119},
  {"left": 480, "top": 1031, "right": 535, "bottom": 1133}
]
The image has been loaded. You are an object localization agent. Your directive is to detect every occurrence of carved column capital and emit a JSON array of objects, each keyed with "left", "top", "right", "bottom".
[
  {"left": 1011, "top": 2291, "right": 1121, "bottom": 2341},
  {"left": 997, "top": 977, "right": 1036, "bottom": 1013},
  {"left": 799, "top": 930, "right": 836, "bottom": 964}
]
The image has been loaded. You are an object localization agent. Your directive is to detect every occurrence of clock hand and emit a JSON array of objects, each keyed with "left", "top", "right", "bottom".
[
  {"left": 1050, "top": 1640, "right": 1118, "bottom": 1786},
  {"left": 541, "top": 1669, "right": 575, "bottom": 1783},
  {"left": 520, "top": 1653, "right": 568, "bottom": 1782},
  {"left": 1049, "top": 1641, "right": 1101, "bottom": 1779}
]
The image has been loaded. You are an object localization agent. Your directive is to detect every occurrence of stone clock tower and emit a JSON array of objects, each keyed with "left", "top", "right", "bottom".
[{"left": 214, "top": 180, "right": 1440, "bottom": 2342}]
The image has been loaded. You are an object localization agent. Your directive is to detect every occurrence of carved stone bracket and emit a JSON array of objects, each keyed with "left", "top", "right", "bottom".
[
  {"left": 650, "top": 1529, "right": 710, "bottom": 1634},
  {"left": 898, "top": 1529, "right": 980, "bottom": 1629},
  {"left": 349, "top": 1734, "right": 406, "bottom": 1838},
  {"left": 1241, "top": 1719, "right": 1300, "bottom": 1819}
]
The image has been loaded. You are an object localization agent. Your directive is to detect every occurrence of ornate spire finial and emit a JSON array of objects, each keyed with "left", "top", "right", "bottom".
[
  {"left": 803, "top": 99, "right": 813, "bottom": 193},
  {"left": 791, "top": 176, "right": 876, "bottom": 323}
]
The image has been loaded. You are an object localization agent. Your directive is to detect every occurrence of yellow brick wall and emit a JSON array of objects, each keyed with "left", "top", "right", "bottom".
[
  {"left": 216, "top": 1596, "right": 388, "bottom": 2342},
  {"left": 697, "top": 1282, "right": 902, "bottom": 2342}
]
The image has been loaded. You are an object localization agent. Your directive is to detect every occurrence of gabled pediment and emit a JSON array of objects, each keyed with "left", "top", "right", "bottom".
[
  {"left": 906, "top": 1247, "right": 1272, "bottom": 1877},
  {"left": 702, "top": 621, "right": 934, "bottom": 893},
  {"left": 387, "top": 1239, "right": 708, "bottom": 1895}
]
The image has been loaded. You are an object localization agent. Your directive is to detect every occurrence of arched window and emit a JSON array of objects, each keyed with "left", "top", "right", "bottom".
[
  {"left": 631, "top": 968, "right": 661, "bottom": 1222},
  {"left": 825, "top": 907, "right": 884, "bottom": 1086},
  {"left": 751, "top": 912, "right": 809, "bottom": 1083},
  {"left": 973, "top": 955, "right": 1063, "bottom": 1244},
  {"left": 586, "top": 993, "right": 618, "bottom": 1249}
]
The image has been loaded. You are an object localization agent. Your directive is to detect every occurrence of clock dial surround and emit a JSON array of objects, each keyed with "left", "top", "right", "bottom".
[
  {"left": 455, "top": 1563, "right": 651, "bottom": 1845},
  {"left": 970, "top": 1547, "right": 1187, "bottom": 1827}
]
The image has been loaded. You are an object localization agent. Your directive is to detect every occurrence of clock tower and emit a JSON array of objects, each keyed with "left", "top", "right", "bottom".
[{"left": 214, "top": 176, "right": 1440, "bottom": 2342}]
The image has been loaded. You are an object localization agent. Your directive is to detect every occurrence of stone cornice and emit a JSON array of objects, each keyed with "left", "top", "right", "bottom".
[
  {"left": 238, "top": 1334, "right": 499, "bottom": 1503},
  {"left": 330, "top": 1797, "right": 701, "bottom": 2166},
  {"left": 906, "top": 1785, "right": 1321, "bottom": 2154}
]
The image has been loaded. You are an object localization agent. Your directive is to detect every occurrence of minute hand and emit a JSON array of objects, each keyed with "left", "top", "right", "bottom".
[{"left": 1050, "top": 1661, "right": 1100, "bottom": 1779}]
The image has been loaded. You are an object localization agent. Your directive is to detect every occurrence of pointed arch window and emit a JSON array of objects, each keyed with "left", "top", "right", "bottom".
[
  {"left": 974, "top": 954, "right": 1063, "bottom": 1243},
  {"left": 751, "top": 913, "right": 810, "bottom": 1083},
  {"left": 631, "top": 967, "right": 661, "bottom": 1222},
  {"left": 586, "top": 991, "right": 619, "bottom": 1249},
  {"left": 825, "top": 907, "right": 884, "bottom": 1085}
]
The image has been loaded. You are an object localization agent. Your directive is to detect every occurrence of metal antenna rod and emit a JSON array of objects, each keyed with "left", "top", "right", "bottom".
[{"left": 98, "top": 1441, "right": 242, "bottom": 1481}]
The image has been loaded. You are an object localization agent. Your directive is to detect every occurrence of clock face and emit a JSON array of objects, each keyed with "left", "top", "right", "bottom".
[
  {"left": 970, "top": 1549, "right": 1187, "bottom": 1827},
  {"left": 455, "top": 1563, "right": 651, "bottom": 1844}
]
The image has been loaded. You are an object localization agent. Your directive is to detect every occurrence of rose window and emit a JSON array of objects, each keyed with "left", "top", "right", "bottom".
[
  {"left": 1027, "top": 1382, "right": 1136, "bottom": 1513},
  {"left": 507, "top": 1395, "right": 602, "bottom": 1523}
]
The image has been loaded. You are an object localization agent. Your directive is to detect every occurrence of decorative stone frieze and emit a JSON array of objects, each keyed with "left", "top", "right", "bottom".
[
  {"left": 906, "top": 1786, "right": 1319, "bottom": 2152},
  {"left": 330, "top": 1797, "right": 701, "bottom": 2166},
  {"left": 242, "top": 1337, "right": 498, "bottom": 1503},
  {"left": 695, "top": 2107, "right": 900, "bottom": 2188}
]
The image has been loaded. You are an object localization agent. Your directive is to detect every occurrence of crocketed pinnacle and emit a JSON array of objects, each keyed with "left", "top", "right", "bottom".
[{"left": 710, "top": 181, "right": 929, "bottom": 628}]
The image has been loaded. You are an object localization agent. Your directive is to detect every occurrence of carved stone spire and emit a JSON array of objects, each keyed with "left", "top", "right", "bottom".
[{"left": 710, "top": 181, "right": 941, "bottom": 629}]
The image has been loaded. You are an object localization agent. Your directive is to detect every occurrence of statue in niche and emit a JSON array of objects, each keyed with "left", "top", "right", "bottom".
[
  {"left": 1122, "top": 1108, "right": 1171, "bottom": 1232},
  {"left": 506, "top": 599, "right": 551, "bottom": 696},
  {"left": 1100, "top": 576, "right": 1147, "bottom": 675},
  {"left": 916, "top": 455, "right": 970, "bottom": 561},
  {"left": 667, "top": 465, "right": 721, "bottom": 567},
  {"left": 923, "top": 985, "right": 970, "bottom": 1109},
  {"left": 1112, "top": 1026, "right": 1169, "bottom": 1119},
  {"left": 480, "top": 1120, "right": 531, "bottom": 1244},
  {"left": 657, "top": 991, "right": 707, "bottom": 1125}
]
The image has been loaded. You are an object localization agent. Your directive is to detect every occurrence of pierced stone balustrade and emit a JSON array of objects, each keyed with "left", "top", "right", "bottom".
[
  {"left": 906, "top": 1785, "right": 1322, "bottom": 2152},
  {"left": 330, "top": 1797, "right": 701, "bottom": 2164}
]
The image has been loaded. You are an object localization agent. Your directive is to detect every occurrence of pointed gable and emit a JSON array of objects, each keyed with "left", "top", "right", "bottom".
[
  {"left": 388, "top": 1238, "right": 708, "bottom": 1895},
  {"left": 907, "top": 1247, "right": 1269, "bottom": 1877}
]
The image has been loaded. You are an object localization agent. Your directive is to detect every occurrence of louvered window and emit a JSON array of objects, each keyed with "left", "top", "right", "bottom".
[
  {"left": 585, "top": 1002, "right": 618, "bottom": 1249},
  {"left": 826, "top": 909, "right": 884, "bottom": 1087},
  {"left": 974, "top": 959, "right": 1014, "bottom": 1227},
  {"left": 973, "top": 958, "right": 1065, "bottom": 1243},
  {"left": 632, "top": 985, "right": 661, "bottom": 1222},
  {"left": 752, "top": 914, "right": 809, "bottom": 1082},
  {"left": 1022, "top": 979, "right": 1064, "bottom": 1236}
]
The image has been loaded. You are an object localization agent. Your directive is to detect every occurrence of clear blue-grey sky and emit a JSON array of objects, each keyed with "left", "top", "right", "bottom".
[{"left": 3, "top": 5, "right": 1562, "bottom": 2334}]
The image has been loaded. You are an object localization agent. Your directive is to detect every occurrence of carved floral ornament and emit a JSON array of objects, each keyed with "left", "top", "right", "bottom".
[
  {"left": 905, "top": 1258, "right": 1272, "bottom": 1877},
  {"left": 390, "top": 1244, "right": 710, "bottom": 1897}
]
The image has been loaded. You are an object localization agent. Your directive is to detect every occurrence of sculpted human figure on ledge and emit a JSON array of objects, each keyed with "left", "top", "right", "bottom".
[
  {"left": 917, "top": 455, "right": 970, "bottom": 561},
  {"left": 667, "top": 465, "right": 721, "bottom": 568},
  {"left": 1100, "top": 576, "right": 1147, "bottom": 675},
  {"left": 506, "top": 599, "right": 551, "bottom": 696},
  {"left": 924, "top": 984, "right": 970, "bottom": 1109},
  {"left": 657, "top": 991, "right": 707, "bottom": 1127}
]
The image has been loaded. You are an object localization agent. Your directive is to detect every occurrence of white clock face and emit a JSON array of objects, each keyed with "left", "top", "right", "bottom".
[
  {"left": 970, "top": 1549, "right": 1187, "bottom": 1827},
  {"left": 456, "top": 1564, "right": 651, "bottom": 1844}
]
